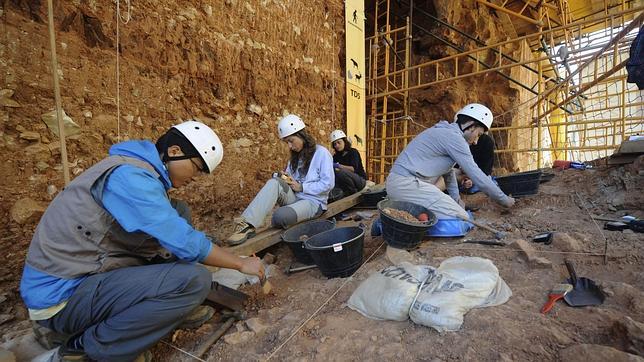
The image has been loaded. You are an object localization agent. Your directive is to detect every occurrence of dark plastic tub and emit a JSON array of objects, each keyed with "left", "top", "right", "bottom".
[
  {"left": 304, "top": 226, "right": 364, "bottom": 278},
  {"left": 377, "top": 199, "right": 437, "bottom": 250},
  {"left": 360, "top": 186, "right": 387, "bottom": 208},
  {"left": 496, "top": 170, "right": 543, "bottom": 198},
  {"left": 282, "top": 220, "right": 336, "bottom": 265}
]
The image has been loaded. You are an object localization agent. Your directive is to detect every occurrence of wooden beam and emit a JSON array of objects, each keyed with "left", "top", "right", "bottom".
[
  {"left": 476, "top": 0, "right": 543, "bottom": 25},
  {"left": 607, "top": 154, "right": 639, "bottom": 165},
  {"left": 225, "top": 186, "right": 380, "bottom": 256},
  {"left": 616, "top": 139, "right": 644, "bottom": 155}
]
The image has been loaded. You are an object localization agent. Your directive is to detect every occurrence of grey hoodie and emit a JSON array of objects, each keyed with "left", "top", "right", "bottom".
[{"left": 390, "top": 121, "right": 511, "bottom": 206}]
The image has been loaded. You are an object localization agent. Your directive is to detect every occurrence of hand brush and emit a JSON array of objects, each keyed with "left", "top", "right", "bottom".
[{"left": 541, "top": 283, "right": 573, "bottom": 314}]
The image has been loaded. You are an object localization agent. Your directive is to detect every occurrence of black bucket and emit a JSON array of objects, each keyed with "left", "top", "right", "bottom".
[
  {"left": 360, "top": 186, "right": 387, "bottom": 208},
  {"left": 282, "top": 220, "right": 336, "bottom": 265},
  {"left": 377, "top": 199, "right": 437, "bottom": 250},
  {"left": 496, "top": 170, "right": 543, "bottom": 198},
  {"left": 304, "top": 226, "right": 364, "bottom": 278}
]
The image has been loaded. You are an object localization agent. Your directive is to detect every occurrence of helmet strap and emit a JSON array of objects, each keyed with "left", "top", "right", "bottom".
[{"left": 162, "top": 154, "right": 199, "bottom": 164}]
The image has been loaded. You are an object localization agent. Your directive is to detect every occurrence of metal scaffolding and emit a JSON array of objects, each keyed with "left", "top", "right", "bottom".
[{"left": 365, "top": 0, "right": 643, "bottom": 181}]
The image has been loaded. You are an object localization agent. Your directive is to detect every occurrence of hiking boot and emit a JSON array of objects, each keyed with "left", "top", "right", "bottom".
[
  {"left": 226, "top": 220, "right": 255, "bottom": 245},
  {"left": 178, "top": 305, "right": 215, "bottom": 329},
  {"left": 362, "top": 180, "right": 376, "bottom": 191},
  {"left": 33, "top": 321, "right": 68, "bottom": 350},
  {"left": 48, "top": 343, "right": 88, "bottom": 362}
]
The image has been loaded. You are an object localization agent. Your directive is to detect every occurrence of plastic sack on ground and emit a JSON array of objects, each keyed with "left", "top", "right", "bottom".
[
  {"left": 347, "top": 262, "right": 434, "bottom": 321},
  {"left": 409, "top": 256, "right": 511, "bottom": 332},
  {"left": 348, "top": 257, "right": 511, "bottom": 331}
]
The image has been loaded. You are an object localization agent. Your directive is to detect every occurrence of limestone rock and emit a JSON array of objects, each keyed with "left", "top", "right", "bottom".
[
  {"left": 46, "top": 185, "right": 58, "bottom": 196},
  {"left": 10, "top": 198, "right": 47, "bottom": 224},
  {"left": 179, "top": 7, "right": 198, "bottom": 21},
  {"left": 245, "top": 318, "right": 267, "bottom": 334},
  {"left": 223, "top": 330, "right": 254, "bottom": 345},
  {"left": 19, "top": 131, "right": 40, "bottom": 142},
  {"left": 551, "top": 232, "right": 582, "bottom": 252},
  {"left": 0, "top": 89, "right": 20, "bottom": 108},
  {"left": 509, "top": 239, "right": 552, "bottom": 269},
  {"left": 247, "top": 104, "right": 262, "bottom": 115},
  {"left": 0, "top": 89, "right": 13, "bottom": 98},
  {"left": 41, "top": 109, "right": 80, "bottom": 138},
  {"left": 36, "top": 161, "right": 50, "bottom": 172},
  {"left": 559, "top": 344, "right": 643, "bottom": 362},
  {"left": 25, "top": 143, "right": 51, "bottom": 159}
]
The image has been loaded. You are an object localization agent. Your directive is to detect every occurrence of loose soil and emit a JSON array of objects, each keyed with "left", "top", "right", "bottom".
[
  {"left": 165, "top": 165, "right": 642, "bottom": 361},
  {"left": 382, "top": 207, "right": 426, "bottom": 224}
]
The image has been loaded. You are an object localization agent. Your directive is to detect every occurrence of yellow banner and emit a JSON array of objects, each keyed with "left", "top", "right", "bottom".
[{"left": 345, "top": 0, "right": 366, "bottom": 159}]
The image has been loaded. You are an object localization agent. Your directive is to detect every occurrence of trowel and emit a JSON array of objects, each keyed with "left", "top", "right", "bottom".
[{"left": 563, "top": 259, "right": 605, "bottom": 307}]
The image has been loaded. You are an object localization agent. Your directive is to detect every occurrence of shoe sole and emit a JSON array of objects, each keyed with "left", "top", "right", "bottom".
[
  {"left": 226, "top": 231, "right": 256, "bottom": 246},
  {"left": 178, "top": 306, "right": 215, "bottom": 329}
]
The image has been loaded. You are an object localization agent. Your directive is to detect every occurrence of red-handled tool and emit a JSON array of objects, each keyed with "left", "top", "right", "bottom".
[{"left": 541, "top": 283, "right": 573, "bottom": 314}]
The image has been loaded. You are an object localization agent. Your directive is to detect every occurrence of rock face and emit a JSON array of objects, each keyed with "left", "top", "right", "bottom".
[
  {"left": 1, "top": 0, "right": 344, "bottom": 231},
  {"left": 559, "top": 344, "right": 644, "bottom": 362}
]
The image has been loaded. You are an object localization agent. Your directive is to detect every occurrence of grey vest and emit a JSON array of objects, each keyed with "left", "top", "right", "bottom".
[{"left": 25, "top": 155, "right": 171, "bottom": 278}]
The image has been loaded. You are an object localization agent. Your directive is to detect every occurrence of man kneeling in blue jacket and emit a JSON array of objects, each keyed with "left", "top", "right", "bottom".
[{"left": 20, "top": 120, "right": 264, "bottom": 361}]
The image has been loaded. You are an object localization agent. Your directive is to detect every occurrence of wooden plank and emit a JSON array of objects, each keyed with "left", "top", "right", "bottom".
[
  {"left": 616, "top": 139, "right": 644, "bottom": 155},
  {"left": 225, "top": 185, "right": 382, "bottom": 256},
  {"left": 607, "top": 154, "right": 638, "bottom": 165}
]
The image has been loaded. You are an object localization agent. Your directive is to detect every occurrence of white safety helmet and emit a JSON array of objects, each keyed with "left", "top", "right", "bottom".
[
  {"left": 330, "top": 130, "right": 347, "bottom": 143},
  {"left": 277, "top": 114, "right": 306, "bottom": 139},
  {"left": 172, "top": 120, "right": 223, "bottom": 174},
  {"left": 454, "top": 103, "right": 493, "bottom": 131}
]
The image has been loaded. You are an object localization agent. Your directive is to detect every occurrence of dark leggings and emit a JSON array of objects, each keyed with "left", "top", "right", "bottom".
[{"left": 334, "top": 168, "right": 366, "bottom": 196}]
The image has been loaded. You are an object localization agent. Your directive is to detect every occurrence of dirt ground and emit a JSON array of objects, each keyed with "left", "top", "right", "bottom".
[
  {"left": 1, "top": 1, "right": 642, "bottom": 360},
  {"left": 152, "top": 164, "right": 642, "bottom": 361},
  {"left": 1, "top": 156, "right": 642, "bottom": 361}
]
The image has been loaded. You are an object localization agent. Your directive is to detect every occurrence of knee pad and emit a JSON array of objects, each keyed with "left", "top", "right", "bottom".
[{"left": 271, "top": 206, "right": 298, "bottom": 229}]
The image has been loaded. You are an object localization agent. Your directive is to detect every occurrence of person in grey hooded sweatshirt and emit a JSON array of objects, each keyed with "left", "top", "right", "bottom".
[{"left": 386, "top": 103, "right": 515, "bottom": 222}]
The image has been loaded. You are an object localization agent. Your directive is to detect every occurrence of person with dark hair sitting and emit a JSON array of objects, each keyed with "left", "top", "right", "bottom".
[
  {"left": 20, "top": 120, "right": 265, "bottom": 362},
  {"left": 457, "top": 132, "right": 495, "bottom": 192},
  {"left": 330, "top": 129, "right": 367, "bottom": 196},
  {"left": 226, "top": 114, "right": 334, "bottom": 245}
]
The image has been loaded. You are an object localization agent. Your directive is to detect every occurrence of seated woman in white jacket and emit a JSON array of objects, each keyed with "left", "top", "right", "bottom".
[{"left": 227, "top": 114, "right": 335, "bottom": 245}]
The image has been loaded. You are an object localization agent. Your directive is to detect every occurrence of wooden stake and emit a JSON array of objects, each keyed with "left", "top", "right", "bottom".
[{"left": 47, "top": 0, "right": 70, "bottom": 185}]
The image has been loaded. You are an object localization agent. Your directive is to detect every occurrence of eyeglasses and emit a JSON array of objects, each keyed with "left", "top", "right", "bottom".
[{"left": 190, "top": 158, "right": 206, "bottom": 174}]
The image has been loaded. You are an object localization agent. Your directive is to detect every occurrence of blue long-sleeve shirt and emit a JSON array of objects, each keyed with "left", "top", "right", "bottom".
[{"left": 20, "top": 141, "right": 212, "bottom": 311}]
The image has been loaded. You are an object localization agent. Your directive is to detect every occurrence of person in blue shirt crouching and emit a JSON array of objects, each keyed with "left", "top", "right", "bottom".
[{"left": 21, "top": 120, "right": 264, "bottom": 361}]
